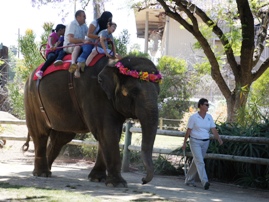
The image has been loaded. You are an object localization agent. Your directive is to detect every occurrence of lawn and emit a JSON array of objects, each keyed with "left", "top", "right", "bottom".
[{"left": 130, "top": 133, "right": 184, "bottom": 150}]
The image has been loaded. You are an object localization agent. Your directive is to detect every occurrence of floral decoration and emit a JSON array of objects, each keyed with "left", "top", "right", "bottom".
[{"left": 115, "top": 62, "right": 162, "bottom": 83}]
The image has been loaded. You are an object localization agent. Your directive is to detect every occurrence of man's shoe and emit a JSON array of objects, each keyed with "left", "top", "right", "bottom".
[
  {"left": 78, "top": 62, "right": 86, "bottom": 72},
  {"left": 35, "top": 70, "right": 43, "bottom": 79},
  {"left": 54, "top": 60, "right": 63, "bottom": 66},
  {"left": 204, "top": 182, "right": 210, "bottom": 190},
  {"left": 69, "top": 63, "right": 77, "bottom": 73}
]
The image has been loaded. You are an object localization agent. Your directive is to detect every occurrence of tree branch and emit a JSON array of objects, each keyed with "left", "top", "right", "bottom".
[
  {"left": 253, "top": 6, "right": 269, "bottom": 66},
  {"left": 190, "top": 3, "right": 240, "bottom": 80},
  {"left": 157, "top": 0, "right": 194, "bottom": 32},
  {"left": 157, "top": 0, "right": 232, "bottom": 99},
  {"left": 236, "top": 0, "right": 255, "bottom": 74},
  {"left": 252, "top": 59, "right": 269, "bottom": 81}
]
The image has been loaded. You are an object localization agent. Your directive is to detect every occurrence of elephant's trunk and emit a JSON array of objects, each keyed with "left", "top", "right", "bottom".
[
  {"left": 141, "top": 147, "right": 154, "bottom": 184},
  {"left": 140, "top": 113, "right": 158, "bottom": 184}
]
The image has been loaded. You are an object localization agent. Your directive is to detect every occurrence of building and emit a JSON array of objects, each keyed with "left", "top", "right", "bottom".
[
  {"left": 134, "top": 1, "right": 269, "bottom": 101},
  {"left": 134, "top": 1, "right": 269, "bottom": 63}
]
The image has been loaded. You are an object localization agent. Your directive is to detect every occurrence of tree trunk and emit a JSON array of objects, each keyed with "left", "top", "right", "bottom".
[{"left": 225, "top": 82, "right": 250, "bottom": 123}]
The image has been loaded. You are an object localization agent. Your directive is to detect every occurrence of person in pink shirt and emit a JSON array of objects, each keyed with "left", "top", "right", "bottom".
[{"left": 35, "top": 24, "right": 66, "bottom": 79}]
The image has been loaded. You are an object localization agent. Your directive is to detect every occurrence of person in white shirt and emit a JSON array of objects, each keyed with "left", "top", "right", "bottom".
[
  {"left": 182, "top": 98, "right": 223, "bottom": 190},
  {"left": 55, "top": 10, "right": 88, "bottom": 72},
  {"left": 71, "top": 11, "right": 113, "bottom": 78}
]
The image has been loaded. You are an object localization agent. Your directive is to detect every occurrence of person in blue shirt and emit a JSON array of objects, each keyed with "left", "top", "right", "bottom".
[
  {"left": 69, "top": 11, "right": 113, "bottom": 76},
  {"left": 85, "top": 22, "right": 117, "bottom": 62}
]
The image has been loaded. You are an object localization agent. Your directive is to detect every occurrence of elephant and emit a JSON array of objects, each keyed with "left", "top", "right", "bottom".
[{"left": 23, "top": 56, "right": 161, "bottom": 187}]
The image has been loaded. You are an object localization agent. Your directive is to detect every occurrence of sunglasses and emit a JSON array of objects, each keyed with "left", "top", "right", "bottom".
[{"left": 204, "top": 104, "right": 209, "bottom": 107}]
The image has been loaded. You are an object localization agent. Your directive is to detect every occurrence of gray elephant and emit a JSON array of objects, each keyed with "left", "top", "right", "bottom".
[{"left": 23, "top": 56, "right": 161, "bottom": 187}]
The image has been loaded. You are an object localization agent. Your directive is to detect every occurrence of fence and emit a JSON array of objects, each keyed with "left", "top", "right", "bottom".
[{"left": 1, "top": 119, "right": 269, "bottom": 172}]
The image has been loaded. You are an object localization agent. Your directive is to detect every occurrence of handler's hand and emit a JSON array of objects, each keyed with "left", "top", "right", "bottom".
[
  {"left": 182, "top": 142, "right": 187, "bottom": 150},
  {"left": 218, "top": 138, "right": 223, "bottom": 145}
]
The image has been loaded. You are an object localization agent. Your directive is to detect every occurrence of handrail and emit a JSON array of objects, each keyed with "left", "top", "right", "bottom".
[{"left": 1, "top": 119, "right": 269, "bottom": 171}]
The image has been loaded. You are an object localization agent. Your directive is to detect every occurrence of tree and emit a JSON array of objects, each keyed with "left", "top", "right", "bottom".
[
  {"left": 6, "top": 27, "right": 46, "bottom": 118},
  {"left": 144, "top": 0, "right": 269, "bottom": 122},
  {"left": 31, "top": 0, "right": 107, "bottom": 21},
  {"left": 31, "top": 0, "right": 92, "bottom": 10},
  {"left": 114, "top": 29, "right": 130, "bottom": 57},
  {"left": 157, "top": 56, "right": 192, "bottom": 120}
]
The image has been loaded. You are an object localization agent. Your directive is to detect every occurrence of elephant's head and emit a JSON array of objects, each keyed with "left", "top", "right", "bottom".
[{"left": 98, "top": 56, "right": 162, "bottom": 184}]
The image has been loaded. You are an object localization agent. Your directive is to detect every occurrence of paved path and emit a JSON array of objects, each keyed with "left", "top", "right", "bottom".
[{"left": 1, "top": 146, "right": 269, "bottom": 202}]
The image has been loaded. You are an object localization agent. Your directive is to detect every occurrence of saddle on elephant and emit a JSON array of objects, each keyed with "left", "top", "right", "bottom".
[{"left": 33, "top": 53, "right": 105, "bottom": 80}]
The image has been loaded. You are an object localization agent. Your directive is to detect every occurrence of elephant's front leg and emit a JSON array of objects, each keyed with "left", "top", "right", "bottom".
[
  {"left": 100, "top": 137, "right": 127, "bottom": 187},
  {"left": 89, "top": 132, "right": 127, "bottom": 187},
  {"left": 32, "top": 134, "right": 51, "bottom": 177}
]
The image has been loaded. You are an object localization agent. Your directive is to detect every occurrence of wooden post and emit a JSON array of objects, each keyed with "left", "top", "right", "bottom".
[
  {"left": 121, "top": 121, "right": 133, "bottom": 172},
  {"left": 159, "top": 117, "right": 163, "bottom": 130},
  {"left": 144, "top": 11, "right": 149, "bottom": 54}
]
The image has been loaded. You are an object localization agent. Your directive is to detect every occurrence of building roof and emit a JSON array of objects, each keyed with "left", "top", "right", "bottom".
[{"left": 134, "top": 6, "right": 165, "bottom": 38}]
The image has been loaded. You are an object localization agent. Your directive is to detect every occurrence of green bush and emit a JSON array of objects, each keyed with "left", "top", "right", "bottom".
[
  {"left": 205, "top": 119, "right": 269, "bottom": 188},
  {"left": 153, "top": 154, "right": 183, "bottom": 176},
  {"left": 79, "top": 133, "right": 98, "bottom": 160}
]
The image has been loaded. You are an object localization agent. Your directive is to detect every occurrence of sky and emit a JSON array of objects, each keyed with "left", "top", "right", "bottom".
[{"left": 0, "top": 0, "right": 139, "bottom": 48}]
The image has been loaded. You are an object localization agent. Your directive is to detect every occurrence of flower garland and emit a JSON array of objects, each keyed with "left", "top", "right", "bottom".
[{"left": 115, "top": 62, "right": 162, "bottom": 83}]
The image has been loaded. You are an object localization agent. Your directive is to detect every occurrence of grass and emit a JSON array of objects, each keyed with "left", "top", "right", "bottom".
[
  {"left": 0, "top": 182, "right": 104, "bottom": 202},
  {"left": 130, "top": 133, "right": 183, "bottom": 150}
]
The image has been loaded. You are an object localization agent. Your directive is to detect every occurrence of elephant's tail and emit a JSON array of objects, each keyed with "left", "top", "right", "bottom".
[{"left": 22, "top": 132, "right": 31, "bottom": 152}]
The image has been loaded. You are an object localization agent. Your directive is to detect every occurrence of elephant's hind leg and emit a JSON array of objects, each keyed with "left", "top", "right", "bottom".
[
  {"left": 32, "top": 133, "right": 51, "bottom": 177},
  {"left": 88, "top": 145, "right": 107, "bottom": 182},
  {"left": 47, "top": 130, "right": 76, "bottom": 170}
]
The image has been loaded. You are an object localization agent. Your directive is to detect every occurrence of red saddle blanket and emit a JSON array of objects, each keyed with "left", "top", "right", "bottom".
[{"left": 33, "top": 54, "right": 105, "bottom": 80}]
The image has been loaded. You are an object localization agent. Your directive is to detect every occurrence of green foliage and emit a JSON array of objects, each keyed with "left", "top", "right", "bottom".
[
  {"left": 129, "top": 150, "right": 142, "bottom": 163},
  {"left": 78, "top": 134, "right": 98, "bottom": 160},
  {"left": 251, "top": 68, "right": 269, "bottom": 107},
  {"left": 236, "top": 94, "right": 268, "bottom": 128},
  {"left": 127, "top": 50, "right": 150, "bottom": 58},
  {"left": 114, "top": 29, "right": 130, "bottom": 57},
  {"left": 18, "top": 29, "right": 43, "bottom": 81},
  {"left": 157, "top": 56, "right": 192, "bottom": 120},
  {"left": 8, "top": 26, "right": 47, "bottom": 118},
  {"left": 7, "top": 82, "right": 25, "bottom": 119},
  {"left": 153, "top": 155, "right": 181, "bottom": 175},
  {"left": 40, "top": 22, "right": 54, "bottom": 45},
  {"left": 7, "top": 49, "right": 17, "bottom": 81},
  {"left": 193, "top": 59, "right": 211, "bottom": 74},
  {"left": 205, "top": 117, "right": 269, "bottom": 189}
]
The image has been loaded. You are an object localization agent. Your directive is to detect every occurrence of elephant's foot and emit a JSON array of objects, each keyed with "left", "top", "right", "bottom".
[
  {"left": 33, "top": 157, "right": 51, "bottom": 177},
  {"left": 88, "top": 170, "right": 106, "bottom": 182},
  {"left": 105, "top": 175, "right": 128, "bottom": 188},
  {"left": 33, "top": 169, "right": 52, "bottom": 177}
]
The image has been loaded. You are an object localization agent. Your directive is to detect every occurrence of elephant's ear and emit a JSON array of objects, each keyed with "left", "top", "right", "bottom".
[{"left": 98, "top": 65, "right": 120, "bottom": 100}]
